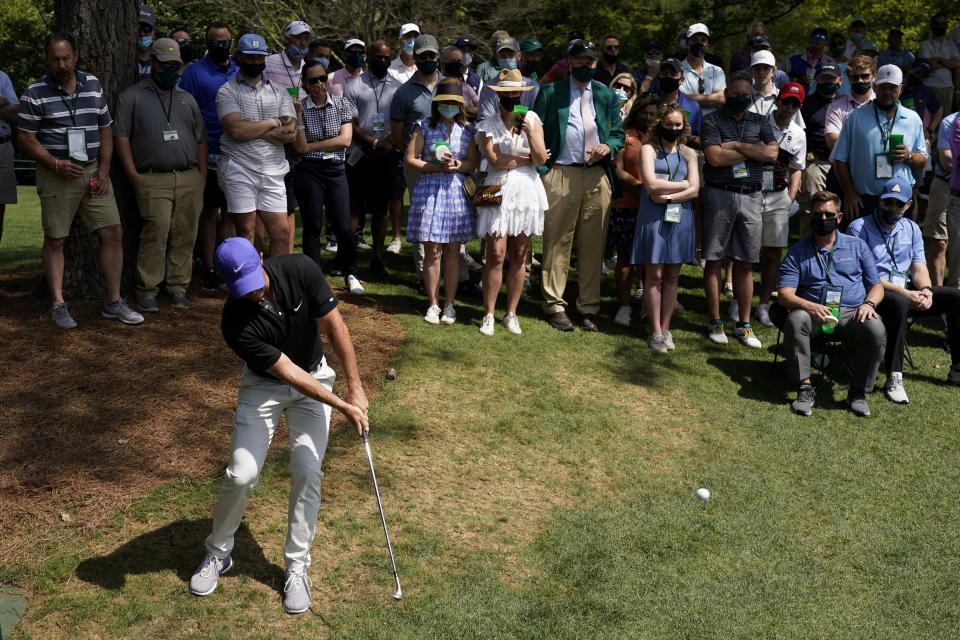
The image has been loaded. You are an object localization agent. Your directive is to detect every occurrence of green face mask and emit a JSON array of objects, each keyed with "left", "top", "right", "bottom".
[
  {"left": 152, "top": 70, "right": 180, "bottom": 90},
  {"left": 726, "top": 94, "right": 751, "bottom": 112},
  {"left": 571, "top": 65, "right": 595, "bottom": 83}
]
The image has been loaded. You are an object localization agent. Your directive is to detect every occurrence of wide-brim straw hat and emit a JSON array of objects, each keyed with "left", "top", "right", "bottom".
[
  {"left": 486, "top": 68, "right": 534, "bottom": 92},
  {"left": 432, "top": 78, "right": 466, "bottom": 104}
]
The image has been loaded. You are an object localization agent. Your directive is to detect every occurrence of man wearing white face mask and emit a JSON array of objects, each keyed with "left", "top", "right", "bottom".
[{"left": 389, "top": 23, "right": 419, "bottom": 84}]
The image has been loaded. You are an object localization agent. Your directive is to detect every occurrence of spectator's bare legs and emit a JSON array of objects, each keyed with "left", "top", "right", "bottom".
[
  {"left": 615, "top": 258, "right": 634, "bottom": 308},
  {"left": 41, "top": 235, "right": 67, "bottom": 304},
  {"left": 97, "top": 224, "right": 124, "bottom": 302},
  {"left": 253, "top": 216, "right": 265, "bottom": 254},
  {"left": 482, "top": 234, "right": 506, "bottom": 314},
  {"left": 260, "top": 212, "right": 291, "bottom": 257},
  {"left": 733, "top": 259, "right": 753, "bottom": 323},
  {"left": 287, "top": 211, "right": 296, "bottom": 253},
  {"left": 443, "top": 242, "right": 460, "bottom": 307},
  {"left": 505, "top": 234, "right": 530, "bottom": 314},
  {"left": 704, "top": 259, "right": 722, "bottom": 320},
  {"left": 758, "top": 246, "right": 781, "bottom": 305},
  {"left": 927, "top": 238, "right": 947, "bottom": 286},
  {"left": 644, "top": 263, "right": 664, "bottom": 335},
  {"left": 390, "top": 185, "right": 404, "bottom": 245},
  {"left": 661, "top": 263, "right": 682, "bottom": 332},
  {"left": 371, "top": 211, "right": 387, "bottom": 260},
  {"left": 423, "top": 241, "right": 442, "bottom": 308}
]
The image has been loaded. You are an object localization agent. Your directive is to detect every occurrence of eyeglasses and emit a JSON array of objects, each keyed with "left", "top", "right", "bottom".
[
  {"left": 158, "top": 61, "right": 181, "bottom": 72},
  {"left": 305, "top": 75, "right": 328, "bottom": 85},
  {"left": 209, "top": 39, "right": 231, "bottom": 49},
  {"left": 647, "top": 50, "right": 661, "bottom": 56}
]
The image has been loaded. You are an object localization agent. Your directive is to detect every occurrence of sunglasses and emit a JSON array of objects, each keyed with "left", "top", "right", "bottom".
[
  {"left": 605, "top": 44, "right": 619, "bottom": 51},
  {"left": 176, "top": 38, "right": 192, "bottom": 46},
  {"left": 209, "top": 39, "right": 231, "bottom": 48},
  {"left": 140, "top": 24, "right": 153, "bottom": 34},
  {"left": 305, "top": 75, "right": 328, "bottom": 85},
  {"left": 614, "top": 83, "right": 634, "bottom": 93},
  {"left": 811, "top": 33, "right": 827, "bottom": 40},
  {"left": 158, "top": 61, "right": 182, "bottom": 71},
  {"left": 647, "top": 50, "right": 661, "bottom": 56},
  {"left": 780, "top": 99, "right": 801, "bottom": 108},
  {"left": 812, "top": 210, "right": 838, "bottom": 219}
]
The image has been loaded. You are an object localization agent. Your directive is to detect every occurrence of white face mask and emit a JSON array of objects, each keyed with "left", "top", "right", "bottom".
[
  {"left": 646, "top": 58, "right": 659, "bottom": 67},
  {"left": 462, "top": 52, "right": 472, "bottom": 67}
]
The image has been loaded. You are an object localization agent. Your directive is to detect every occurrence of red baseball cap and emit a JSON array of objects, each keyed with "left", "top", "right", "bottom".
[{"left": 779, "top": 82, "right": 805, "bottom": 103}]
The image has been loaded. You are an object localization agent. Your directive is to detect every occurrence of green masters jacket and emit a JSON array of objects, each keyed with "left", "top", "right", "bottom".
[{"left": 532, "top": 77, "right": 625, "bottom": 199}]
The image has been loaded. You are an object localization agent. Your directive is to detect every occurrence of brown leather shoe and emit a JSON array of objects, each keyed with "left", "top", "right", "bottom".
[
  {"left": 547, "top": 311, "right": 575, "bottom": 332},
  {"left": 579, "top": 314, "right": 599, "bottom": 332}
]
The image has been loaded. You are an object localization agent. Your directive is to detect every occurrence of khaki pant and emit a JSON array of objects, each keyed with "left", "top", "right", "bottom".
[
  {"left": 947, "top": 195, "right": 960, "bottom": 288},
  {"left": 797, "top": 158, "right": 831, "bottom": 239},
  {"left": 540, "top": 164, "right": 612, "bottom": 316},
  {"left": 932, "top": 86, "right": 955, "bottom": 116},
  {"left": 135, "top": 168, "right": 204, "bottom": 294},
  {"left": 923, "top": 176, "right": 951, "bottom": 240}
]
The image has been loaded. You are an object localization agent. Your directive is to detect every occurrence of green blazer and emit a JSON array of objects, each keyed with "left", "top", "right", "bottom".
[{"left": 532, "top": 77, "right": 626, "bottom": 199}]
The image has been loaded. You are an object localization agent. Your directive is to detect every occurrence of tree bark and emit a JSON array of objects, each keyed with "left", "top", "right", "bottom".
[{"left": 53, "top": 0, "right": 139, "bottom": 301}]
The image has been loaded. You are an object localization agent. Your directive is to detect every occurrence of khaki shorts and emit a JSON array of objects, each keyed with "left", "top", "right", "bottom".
[
  {"left": 36, "top": 161, "right": 121, "bottom": 238},
  {"left": 760, "top": 188, "right": 791, "bottom": 248},
  {"left": 923, "top": 176, "right": 951, "bottom": 240}
]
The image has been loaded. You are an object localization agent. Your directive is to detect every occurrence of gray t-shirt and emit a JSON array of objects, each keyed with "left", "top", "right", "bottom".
[
  {"left": 343, "top": 70, "right": 402, "bottom": 156},
  {"left": 114, "top": 79, "right": 207, "bottom": 171},
  {"left": 216, "top": 74, "right": 295, "bottom": 175}
]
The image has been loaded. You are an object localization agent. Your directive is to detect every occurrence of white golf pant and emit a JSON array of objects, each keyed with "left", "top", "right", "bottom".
[{"left": 205, "top": 359, "right": 335, "bottom": 571}]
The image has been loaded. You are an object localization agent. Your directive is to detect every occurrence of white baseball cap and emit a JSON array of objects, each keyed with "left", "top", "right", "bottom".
[
  {"left": 750, "top": 50, "right": 776, "bottom": 67},
  {"left": 284, "top": 21, "right": 311, "bottom": 36},
  {"left": 399, "top": 23, "right": 420, "bottom": 38},
  {"left": 687, "top": 23, "right": 709, "bottom": 38},
  {"left": 344, "top": 38, "right": 366, "bottom": 51},
  {"left": 875, "top": 64, "right": 903, "bottom": 86}
]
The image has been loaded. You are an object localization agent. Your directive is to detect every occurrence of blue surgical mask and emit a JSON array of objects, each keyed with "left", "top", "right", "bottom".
[
  {"left": 138, "top": 36, "right": 153, "bottom": 51},
  {"left": 499, "top": 57, "right": 517, "bottom": 71},
  {"left": 438, "top": 104, "right": 460, "bottom": 118},
  {"left": 315, "top": 56, "right": 330, "bottom": 68},
  {"left": 404, "top": 37, "right": 416, "bottom": 54},
  {"left": 288, "top": 44, "right": 309, "bottom": 59},
  {"left": 614, "top": 88, "right": 629, "bottom": 103},
  {"left": 462, "top": 52, "right": 473, "bottom": 67}
]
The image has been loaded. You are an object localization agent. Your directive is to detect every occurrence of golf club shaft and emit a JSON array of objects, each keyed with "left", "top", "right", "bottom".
[{"left": 362, "top": 431, "right": 401, "bottom": 595}]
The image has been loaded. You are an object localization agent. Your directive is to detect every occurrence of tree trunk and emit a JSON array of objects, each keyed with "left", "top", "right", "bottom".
[{"left": 53, "top": 0, "right": 139, "bottom": 301}]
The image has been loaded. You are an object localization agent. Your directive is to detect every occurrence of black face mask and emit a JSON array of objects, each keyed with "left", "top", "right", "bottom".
[
  {"left": 811, "top": 217, "right": 838, "bottom": 236},
  {"left": 443, "top": 62, "right": 462, "bottom": 77},
  {"left": 521, "top": 60, "right": 540, "bottom": 76},
  {"left": 179, "top": 44, "right": 196, "bottom": 64},
  {"left": 689, "top": 42, "right": 707, "bottom": 58},
  {"left": 369, "top": 59, "right": 390, "bottom": 77},
  {"left": 602, "top": 52, "right": 619, "bottom": 64},
  {"left": 416, "top": 60, "right": 438, "bottom": 75},
  {"left": 878, "top": 205, "right": 905, "bottom": 224},
  {"left": 208, "top": 45, "right": 230, "bottom": 64},
  {"left": 906, "top": 74, "right": 921, "bottom": 87},
  {"left": 239, "top": 61, "right": 265, "bottom": 78},
  {"left": 817, "top": 82, "right": 839, "bottom": 95},
  {"left": 659, "top": 76, "right": 680, "bottom": 93},
  {"left": 851, "top": 81, "right": 871, "bottom": 95},
  {"left": 636, "top": 117, "right": 651, "bottom": 132},
  {"left": 660, "top": 127, "right": 682, "bottom": 142},
  {"left": 932, "top": 25, "right": 947, "bottom": 37},
  {"left": 499, "top": 94, "right": 521, "bottom": 111}
]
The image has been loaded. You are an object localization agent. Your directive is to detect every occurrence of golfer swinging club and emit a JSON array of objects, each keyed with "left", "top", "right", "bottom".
[{"left": 189, "top": 237, "right": 369, "bottom": 614}]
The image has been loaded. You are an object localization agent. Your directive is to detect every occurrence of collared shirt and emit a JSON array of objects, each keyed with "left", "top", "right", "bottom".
[
  {"left": 800, "top": 90, "right": 836, "bottom": 158},
  {"left": 475, "top": 58, "right": 501, "bottom": 83},
  {"left": 770, "top": 112, "right": 806, "bottom": 174},
  {"left": 477, "top": 76, "right": 539, "bottom": 122},
  {"left": 462, "top": 68, "right": 482, "bottom": 93},
  {"left": 701, "top": 107, "right": 775, "bottom": 186},
  {"left": 300, "top": 94, "right": 352, "bottom": 162},
  {"left": 780, "top": 51, "right": 836, "bottom": 93},
  {"left": 847, "top": 212, "right": 925, "bottom": 280},
  {"left": 263, "top": 50, "right": 304, "bottom": 99},
  {"left": 594, "top": 61, "right": 632, "bottom": 87},
  {"left": 878, "top": 48, "right": 915, "bottom": 69},
  {"left": 0, "top": 71, "right": 18, "bottom": 137},
  {"left": 900, "top": 84, "right": 941, "bottom": 130},
  {"left": 137, "top": 58, "right": 151, "bottom": 80},
  {"left": 113, "top": 78, "right": 208, "bottom": 171},
  {"left": 328, "top": 67, "right": 363, "bottom": 97},
  {"left": 388, "top": 57, "right": 416, "bottom": 84},
  {"left": 179, "top": 53, "right": 239, "bottom": 154},
  {"left": 748, "top": 85, "right": 806, "bottom": 128},
  {"left": 555, "top": 76, "right": 594, "bottom": 165},
  {"left": 216, "top": 73, "right": 295, "bottom": 175},
  {"left": 389, "top": 72, "right": 437, "bottom": 145},
  {"left": 221, "top": 254, "right": 338, "bottom": 379},
  {"left": 935, "top": 111, "right": 958, "bottom": 178},
  {"left": 779, "top": 231, "right": 881, "bottom": 307},
  {"left": 949, "top": 115, "right": 960, "bottom": 191},
  {"left": 823, "top": 91, "right": 873, "bottom": 136},
  {"left": 680, "top": 58, "right": 725, "bottom": 116},
  {"left": 343, "top": 70, "right": 402, "bottom": 145},
  {"left": 918, "top": 38, "right": 960, "bottom": 88},
  {"left": 18, "top": 70, "right": 112, "bottom": 160},
  {"left": 829, "top": 101, "right": 926, "bottom": 196}
]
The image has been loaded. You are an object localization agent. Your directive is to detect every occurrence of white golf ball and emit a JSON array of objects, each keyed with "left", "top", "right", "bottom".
[{"left": 696, "top": 488, "right": 710, "bottom": 500}]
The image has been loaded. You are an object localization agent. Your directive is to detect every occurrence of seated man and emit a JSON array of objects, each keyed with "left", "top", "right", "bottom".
[
  {"left": 847, "top": 178, "right": 960, "bottom": 402},
  {"left": 775, "top": 190, "right": 886, "bottom": 417}
]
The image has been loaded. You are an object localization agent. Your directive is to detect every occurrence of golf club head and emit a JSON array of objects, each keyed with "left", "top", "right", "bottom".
[{"left": 391, "top": 586, "right": 402, "bottom": 600}]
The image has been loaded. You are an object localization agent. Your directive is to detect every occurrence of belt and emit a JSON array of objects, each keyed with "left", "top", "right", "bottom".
[
  {"left": 707, "top": 182, "right": 762, "bottom": 194},
  {"left": 0, "top": 135, "right": 10, "bottom": 145},
  {"left": 557, "top": 162, "right": 589, "bottom": 168},
  {"left": 934, "top": 174, "right": 948, "bottom": 182},
  {"left": 143, "top": 166, "right": 194, "bottom": 173},
  {"left": 952, "top": 189, "right": 960, "bottom": 197}
]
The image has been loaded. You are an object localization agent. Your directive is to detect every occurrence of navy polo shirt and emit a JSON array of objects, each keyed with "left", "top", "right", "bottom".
[
  {"left": 179, "top": 53, "right": 239, "bottom": 154},
  {"left": 779, "top": 232, "right": 881, "bottom": 307}
]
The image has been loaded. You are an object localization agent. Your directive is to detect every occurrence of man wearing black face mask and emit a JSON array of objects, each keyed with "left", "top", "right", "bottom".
[
  {"left": 847, "top": 178, "right": 960, "bottom": 401},
  {"left": 180, "top": 21, "right": 239, "bottom": 290},
  {"left": 775, "top": 190, "right": 886, "bottom": 417},
  {"left": 799, "top": 63, "right": 840, "bottom": 230},
  {"left": 680, "top": 23, "right": 725, "bottom": 116},
  {"left": 594, "top": 34, "right": 631, "bottom": 86},
  {"left": 918, "top": 13, "right": 960, "bottom": 114},
  {"left": 170, "top": 28, "right": 195, "bottom": 72},
  {"left": 440, "top": 46, "right": 479, "bottom": 120},
  {"left": 115, "top": 38, "right": 208, "bottom": 312},
  {"left": 656, "top": 58, "right": 701, "bottom": 148},
  {"left": 330, "top": 39, "right": 366, "bottom": 97},
  {"left": 824, "top": 56, "right": 876, "bottom": 153}
]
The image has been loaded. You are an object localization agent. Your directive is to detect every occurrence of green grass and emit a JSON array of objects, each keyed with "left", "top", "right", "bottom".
[
  {"left": 5, "top": 188, "right": 960, "bottom": 638},
  {"left": 1, "top": 186, "right": 43, "bottom": 270}
]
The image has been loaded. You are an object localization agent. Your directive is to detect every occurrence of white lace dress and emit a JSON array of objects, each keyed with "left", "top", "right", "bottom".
[{"left": 474, "top": 111, "right": 549, "bottom": 238}]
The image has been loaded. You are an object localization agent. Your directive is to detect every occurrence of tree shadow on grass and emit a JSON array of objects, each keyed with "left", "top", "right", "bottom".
[{"left": 75, "top": 519, "right": 284, "bottom": 593}]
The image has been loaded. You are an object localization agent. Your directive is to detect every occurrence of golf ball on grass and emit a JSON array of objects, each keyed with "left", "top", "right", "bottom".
[{"left": 696, "top": 488, "right": 710, "bottom": 500}]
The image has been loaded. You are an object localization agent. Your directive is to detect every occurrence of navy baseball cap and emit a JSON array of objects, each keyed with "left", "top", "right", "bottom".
[
  {"left": 881, "top": 177, "right": 912, "bottom": 203},
  {"left": 138, "top": 4, "right": 155, "bottom": 26},
  {"left": 216, "top": 238, "right": 265, "bottom": 298},
  {"left": 456, "top": 36, "right": 476, "bottom": 49},
  {"left": 568, "top": 39, "right": 598, "bottom": 59},
  {"left": 237, "top": 33, "right": 269, "bottom": 56}
]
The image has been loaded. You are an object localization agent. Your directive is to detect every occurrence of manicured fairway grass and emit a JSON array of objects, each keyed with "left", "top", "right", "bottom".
[{"left": 3, "top": 188, "right": 960, "bottom": 639}]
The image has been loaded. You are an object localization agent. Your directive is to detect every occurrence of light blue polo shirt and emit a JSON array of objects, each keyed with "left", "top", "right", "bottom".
[
  {"left": 779, "top": 232, "right": 881, "bottom": 307},
  {"left": 846, "top": 212, "right": 925, "bottom": 281},
  {"left": 829, "top": 101, "right": 926, "bottom": 196}
]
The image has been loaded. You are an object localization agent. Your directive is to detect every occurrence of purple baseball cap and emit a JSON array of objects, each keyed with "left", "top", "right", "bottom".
[{"left": 215, "top": 237, "right": 265, "bottom": 298}]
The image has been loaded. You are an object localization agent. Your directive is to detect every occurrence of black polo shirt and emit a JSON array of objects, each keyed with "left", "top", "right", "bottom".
[
  {"left": 701, "top": 107, "right": 775, "bottom": 187},
  {"left": 800, "top": 91, "right": 836, "bottom": 159},
  {"left": 221, "top": 255, "right": 338, "bottom": 379}
]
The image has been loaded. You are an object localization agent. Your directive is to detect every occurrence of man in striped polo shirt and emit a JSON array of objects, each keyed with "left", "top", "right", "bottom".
[{"left": 18, "top": 32, "right": 143, "bottom": 329}]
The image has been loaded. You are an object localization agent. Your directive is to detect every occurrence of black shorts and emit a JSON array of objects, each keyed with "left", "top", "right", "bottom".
[
  {"left": 203, "top": 169, "right": 227, "bottom": 211},
  {"left": 284, "top": 170, "right": 298, "bottom": 212},
  {"left": 346, "top": 154, "right": 396, "bottom": 215}
]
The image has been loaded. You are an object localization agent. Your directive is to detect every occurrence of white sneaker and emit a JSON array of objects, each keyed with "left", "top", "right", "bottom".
[
  {"left": 649, "top": 332, "right": 669, "bottom": 353},
  {"left": 479, "top": 313, "right": 495, "bottom": 336},
  {"left": 674, "top": 301, "right": 685, "bottom": 313},
  {"left": 885, "top": 372, "right": 909, "bottom": 404},
  {"left": 631, "top": 287, "right": 644, "bottom": 302},
  {"left": 756, "top": 303, "right": 773, "bottom": 327},
  {"left": 503, "top": 312, "right": 522, "bottom": 335},
  {"left": 386, "top": 237, "right": 402, "bottom": 254},
  {"left": 723, "top": 281, "right": 734, "bottom": 297},
  {"left": 325, "top": 240, "right": 338, "bottom": 253},
  {"left": 464, "top": 252, "right": 482, "bottom": 271},
  {"left": 728, "top": 298, "right": 740, "bottom": 322},
  {"left": 735, "top": 324, "right": 762, "bottom": 348},
  {"left": 613, "top": 305, "right": 631, "bottom": 326},
  {"left": 424, "top": 305, "right": 441, "bottom": 324},
  {"left": 440, "top": 303, "right": 456, "bottom": 324},
  {"left": 708, "top": 321, "right": 728, "bottom": 345},
  {"left": 601, "top": 261, "right": 609, "bottom": 275},
  {"left": 346, "top": 275, "right": 365, "bottom": 295},
  {"left": 663, "top": 330, "right": 676, "bottom": 351}
]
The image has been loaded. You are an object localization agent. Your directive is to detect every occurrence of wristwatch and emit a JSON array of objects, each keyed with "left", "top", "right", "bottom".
[
  {"left": 665, "top": 195, "right": 672, "bottom": 204},
  {"left": 862, "top": 300, "right": 876, "bottom": 309},
  {"left": 921, "top": 285, "right": 934, "bottom": 292}
]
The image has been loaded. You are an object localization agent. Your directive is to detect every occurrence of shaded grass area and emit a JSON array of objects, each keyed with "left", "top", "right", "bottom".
[
  {"left": 4, "top": 187, "right": 960, "bottom": 638},
  {"left": 0, "top": 186, "right": 42, "bottom": 271}
]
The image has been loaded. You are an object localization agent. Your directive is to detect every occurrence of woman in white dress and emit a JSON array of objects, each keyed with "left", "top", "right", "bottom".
[{"left": 475, "top": 69, "right": 549, "bottom": 336}]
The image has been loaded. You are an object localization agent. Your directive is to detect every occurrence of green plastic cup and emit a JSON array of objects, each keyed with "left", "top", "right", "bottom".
[{"left": 889, "top": 133, "right": 903, "bottom": 160}]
